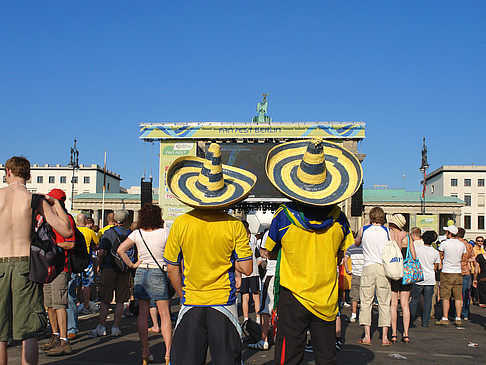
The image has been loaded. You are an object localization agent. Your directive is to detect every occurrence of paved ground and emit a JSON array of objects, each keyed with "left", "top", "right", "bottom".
[{"left": 6, "top": 299, "right": 486, "bottom": 364}]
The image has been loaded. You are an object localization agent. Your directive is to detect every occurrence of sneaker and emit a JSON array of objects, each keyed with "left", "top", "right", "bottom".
[
  {"left": 40, "top": 334, "right": 60, "bottom": 351},
  {"left": 435, "top": 319, "right": 450, "bottom": 325},
  {"left": 349, "top": 316, "right": 357, "bottom": 323},
  {"left": 79, "top": 307, "right": 92, "bottom": 315},
  {"left": 454, "top": 319, "right": 462, "bottom": 326},
  {"left": 336, "top": 338, "right": 343, "bottom": 351},
  {"left": 342, "top": 302, "right": 351, "bottom": 308},
  {"left": 89, "top": 324, "right": 106, "bottom": 337},
  {"left": 45, "top": 339, "right": 72, "bottom": 356},
  {"left": 67, "top": 332, "right": 77, "bottom": 340},
  {"left": 111, "top": 326, "right": 122, "bottom": 336},
  {"left": 248, "top": 340, "right": 269, "bottom": 350}
]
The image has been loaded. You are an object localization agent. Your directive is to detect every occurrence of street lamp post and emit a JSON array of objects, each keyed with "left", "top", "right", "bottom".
[
  {"left": 69, "top": 139, "right": 79, "bottom": 211},
  {"left": 419, "top": 137, "right": 429, "bottom": 214}
]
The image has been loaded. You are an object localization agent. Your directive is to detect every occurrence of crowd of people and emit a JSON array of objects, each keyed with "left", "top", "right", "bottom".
[{"left": 1, "top": 140, "right": 486, "bottom": 365}]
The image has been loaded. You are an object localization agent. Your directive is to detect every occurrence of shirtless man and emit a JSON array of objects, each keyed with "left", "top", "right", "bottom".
[{"left": 0, "top": 156, "right": 72, "bottom": 365}]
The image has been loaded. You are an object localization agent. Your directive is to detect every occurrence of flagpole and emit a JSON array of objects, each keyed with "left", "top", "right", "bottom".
[{"left": 101, "top": 151, "right": 107, "bottom": 227}]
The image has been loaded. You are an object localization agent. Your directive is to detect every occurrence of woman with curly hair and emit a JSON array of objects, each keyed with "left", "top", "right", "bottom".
[{"left": 117, "top": 204, "right": 172, "bottom": 364}]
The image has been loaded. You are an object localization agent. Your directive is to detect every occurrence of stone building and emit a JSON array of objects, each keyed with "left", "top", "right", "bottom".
[{"left": 425, "top": 165, "right": 486, "bottom": 238}]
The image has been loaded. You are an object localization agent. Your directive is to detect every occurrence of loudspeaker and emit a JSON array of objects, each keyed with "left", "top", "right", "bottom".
[
  {"left": 141, "top": 179, "right": 152, "bottom": 207},
  {"left": 351, "top": 183, "right": 363, "bottom": 217}
]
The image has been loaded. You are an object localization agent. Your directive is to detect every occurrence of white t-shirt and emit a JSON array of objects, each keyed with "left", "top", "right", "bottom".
[
  {"left": 242, "top": 235, "right": 259, "bottom": 278},
  {"left": 414, "top": 239, "right": 424, "bottom": 247},
  {"left": 361, "top": 224, "right": 389, "bottom": 267},
  {"left": 128, "top": 228, "right": 169, "bottom": 267},
  {"left": 439, "top": 238, "right": 466, "bottom": 274},
  {"left": 261, "top": 231, "right": 277, "bottom": 276},
  {"left": 415, "top": 245, "right": 441, "bottom": 285}
]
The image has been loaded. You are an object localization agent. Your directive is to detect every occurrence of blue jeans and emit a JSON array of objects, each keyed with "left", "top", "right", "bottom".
[
  {"left": 67, "top": 273, "right": 81, "bottom": 335},
  {"left": 410, "top": 284, "right": 434, "bottom": 326},
  {"left": 461, "top": 275, "right": 472, "bottom": 319},
  {"left": 133, "top": 268, "right": 169, "bottom": 301}
]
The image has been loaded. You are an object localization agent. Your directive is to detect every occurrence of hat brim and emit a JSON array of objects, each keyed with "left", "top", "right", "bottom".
[
  {"left": 265, "top": 140, "right": 362, "bottom": 206},
  {"left": 167, "top": 156, "right": 257, "bottom": 210}
]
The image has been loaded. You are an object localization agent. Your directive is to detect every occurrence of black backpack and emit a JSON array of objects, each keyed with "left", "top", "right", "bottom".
[
  {"left": 242, "top": 318, "right": 262, "bottom": 343},
  {"left": 110, "top": 226, "right": 137, "bottom": 272},
  {"left": 67, "top": 216, "right": 91, "bottom": 274},
  {"left": 29, "top": 194, "right": 66, "bottom": 284}
]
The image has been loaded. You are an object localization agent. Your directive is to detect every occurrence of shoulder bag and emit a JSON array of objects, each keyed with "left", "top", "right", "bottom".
[{"left": 402, "top": 234, "right": 424, "bottom": 285}]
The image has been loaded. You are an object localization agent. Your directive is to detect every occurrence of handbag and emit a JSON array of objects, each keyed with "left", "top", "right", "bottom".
[
  {"left": 402, "top": 235, "right": 424, "bottom": 285},
  {"left": 138, "top": 229, "right": 176, "bottom": 299}
]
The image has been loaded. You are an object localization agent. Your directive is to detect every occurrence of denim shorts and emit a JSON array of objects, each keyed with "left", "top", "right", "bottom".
[
  {"left": 134, "top": 268, "right": 169, "bottom": 301},
  {"left": 81, "top": 263, "right": 94, "bottom": 287}
]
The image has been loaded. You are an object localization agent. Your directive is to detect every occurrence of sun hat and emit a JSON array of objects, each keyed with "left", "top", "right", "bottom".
[
  {"left": 114, "top": 209, "right": 129, "bottom": 223},
  {"left": 387, "top": 213, "right": 407, "bottom": 230},
  {"left": 47, "top": 188, "right": 66, "bottom": 201},
  {"left": 264, "top": 138, "right": 362, "bottom": 206},
  {"left": 443, "top": 224, "right": 458, "bottom": 235},
  {"left": 166, "top": 143, "right": 257, "bottom": 210}
]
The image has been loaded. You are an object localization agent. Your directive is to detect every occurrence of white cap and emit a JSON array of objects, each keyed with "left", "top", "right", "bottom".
[{"left": 443, "top": 225, "right": 458, "bottom": 235}]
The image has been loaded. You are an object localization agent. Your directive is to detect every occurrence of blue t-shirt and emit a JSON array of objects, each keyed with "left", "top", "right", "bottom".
[{"left": 99, "top": 226, "right": 131, "bottom": 270}]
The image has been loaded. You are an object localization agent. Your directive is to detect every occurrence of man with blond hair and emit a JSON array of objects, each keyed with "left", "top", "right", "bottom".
[
  {"left": 411, "top": 227, "right": 424, "bottom": 247},
  {"left": 0, "top": 156, "right": 72, "bottom": 365},
  {"left": 355, "top": 206, "right": 392, "bottom": 346}
]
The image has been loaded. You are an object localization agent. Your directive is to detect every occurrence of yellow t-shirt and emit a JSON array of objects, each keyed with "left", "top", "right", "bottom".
[
  {"left": 97, "top": 224, "right": 114, "bottom": 240},
  {"left": 78, "top": 226, "right": 99, "bottom": 253},
  {"left": 163, "top": 209, "right": 252, "bottom": 306},
  {"left": 265, "top": 203, "right": 354, "bottom": 321}
]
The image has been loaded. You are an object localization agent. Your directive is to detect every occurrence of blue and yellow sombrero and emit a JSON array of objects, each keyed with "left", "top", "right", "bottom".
[
  {"left": 265, "top": 138, "right": 363, "bottom": 206},
  {"left": 166, "top": 143, "right": 257, "bottom": 209}
]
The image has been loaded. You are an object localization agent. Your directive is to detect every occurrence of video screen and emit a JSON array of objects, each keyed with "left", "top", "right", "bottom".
[{"left": 205, "top": 143, "right": 284, "bottom": 199}]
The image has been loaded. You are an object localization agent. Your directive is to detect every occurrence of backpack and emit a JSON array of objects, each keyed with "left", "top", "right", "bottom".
[
  {"left": 68, "top": 216, "right": 91, "bottom": 274},
  {"left": 110, "top": 226, "right": 137, "bottom": 272},
  {"left": 29, "top": 194, "right": 66, "bottom": 284},
  {"left": 241, "top": 318, "right": 261, "bottom": 343},
  {"left": 382, "top": 240, "right": 404, "bottom": 280}
]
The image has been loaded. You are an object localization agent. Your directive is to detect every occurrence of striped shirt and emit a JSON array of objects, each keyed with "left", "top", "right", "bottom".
[{"left": 345, "top": 245, "right": 364, "bottom": 276}]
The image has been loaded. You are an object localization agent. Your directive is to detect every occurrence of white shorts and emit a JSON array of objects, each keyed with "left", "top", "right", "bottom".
[{"left": 258, "top": 275, "right": 275, "bottom": 315}]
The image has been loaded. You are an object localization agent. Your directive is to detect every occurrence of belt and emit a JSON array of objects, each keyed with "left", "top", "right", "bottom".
[
  {"left": 0, "top": 256, "right": 29, "bottom": 263},
  {"left": 138, "top": 263, "right": 167, "bottom": 271}
]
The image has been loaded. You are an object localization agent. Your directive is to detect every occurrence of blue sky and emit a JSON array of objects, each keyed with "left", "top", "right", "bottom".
[{"left": 1, "top": 1, "right": 485, "bottom": 191}]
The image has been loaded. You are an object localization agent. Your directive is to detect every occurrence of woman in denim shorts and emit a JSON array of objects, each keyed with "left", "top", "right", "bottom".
[{"left": 117, "top": 204, "right": 172, "bottom": 364}]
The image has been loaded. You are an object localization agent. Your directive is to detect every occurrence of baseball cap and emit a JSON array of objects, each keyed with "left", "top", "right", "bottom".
[
  {"left": 114, "top": 209, "right": 129, "bottom": 223},
  {"left": 443, "top": 225, "right": 458, "bottom": 235},
  {"left": 47, "top": 188, "right": 66, "bottom": 201}
]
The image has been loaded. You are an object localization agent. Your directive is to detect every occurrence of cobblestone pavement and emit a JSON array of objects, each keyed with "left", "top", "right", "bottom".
[{"left": 6, "top": 300, "right": 486, "bottom": 364}]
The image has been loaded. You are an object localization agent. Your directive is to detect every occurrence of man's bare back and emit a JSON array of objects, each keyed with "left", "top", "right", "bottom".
[{"left": 0, "top": 185, "right": 33, "bottom": 257}]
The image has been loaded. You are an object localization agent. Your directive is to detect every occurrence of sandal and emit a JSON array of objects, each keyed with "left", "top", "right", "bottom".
[
  {"left": 391, "top": 335, "right": 398, "bottom": 344},
  {"left": 402, "top": 336, "right": 410, "bottom": 343},
  {"left": 148, "top": 327, "right": 160, "bottom": 333},
  {"left": 142, "top": 354, "right": 154, "bottom": 365},
  {"left": 357, "top": 339, "right": 372, "bottom": 346}
]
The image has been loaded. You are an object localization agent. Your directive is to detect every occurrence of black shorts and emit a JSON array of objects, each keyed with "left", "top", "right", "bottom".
[
  {"left": 274, "top": 287, "right": 336, "bottom": 365},
  {"left": 170, "top": 307, "right": 242, "bottom": 365},
  {"left": 391, "top": 279, "right": 412, "bottom": 293},
  {"left": 240, "top": 276, "right": 260, "bottom": 294}
]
